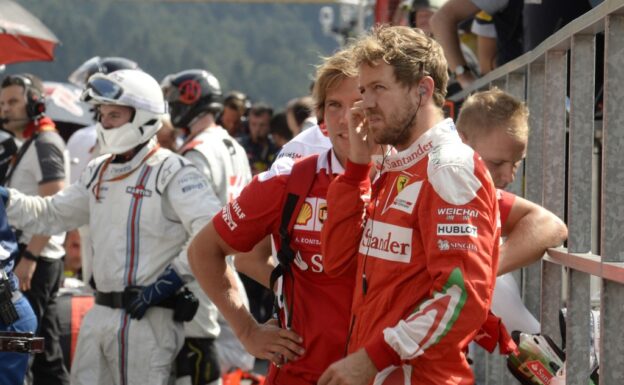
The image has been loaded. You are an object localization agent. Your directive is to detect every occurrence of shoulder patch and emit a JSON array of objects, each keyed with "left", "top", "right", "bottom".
[
  {"left": 154, "top": 153, "right": 192, "bottom": 195},
  {"left": 83, "top": 154, "right": 112, "bottom": 188},
  {"left": 427, "top": 143, "right": 482, "bottom": 205}
]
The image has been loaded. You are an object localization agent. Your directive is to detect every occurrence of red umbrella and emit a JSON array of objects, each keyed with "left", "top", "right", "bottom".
[{"left": 0, "top": 0, "right": 59, "bottom": 65}]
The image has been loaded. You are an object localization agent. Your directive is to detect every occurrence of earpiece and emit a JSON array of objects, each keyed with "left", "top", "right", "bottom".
[{"left": 418, "top": 86, "right": 426, "bottom": 96}]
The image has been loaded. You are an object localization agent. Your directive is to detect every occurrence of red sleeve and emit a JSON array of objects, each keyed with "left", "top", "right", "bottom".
[
  {"left": 497, "top": 189, "right": 516, "bottom": 226},
  {"left": 320, "top": 159, "right": 372, "bottom": 277},
  {"left": 213, "top": 174, "right": 285, "bottom": 252}
]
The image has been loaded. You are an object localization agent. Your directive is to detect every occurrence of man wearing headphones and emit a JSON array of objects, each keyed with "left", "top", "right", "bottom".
[{"left": 0, "top": 73, "right": 70, "bottom": 385}]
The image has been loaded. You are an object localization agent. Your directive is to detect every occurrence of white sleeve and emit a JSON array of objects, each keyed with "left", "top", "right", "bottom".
[
  {"left": 163, "top": 165, "right": 223, "bottom": 278},
  {"left": 6, "top": 182, "right": 90, "bottom": 235}
]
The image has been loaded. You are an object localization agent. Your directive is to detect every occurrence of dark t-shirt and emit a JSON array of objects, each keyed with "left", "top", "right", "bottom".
[{"left": 237, "top": 135, "right": 279, "bottom": 175}]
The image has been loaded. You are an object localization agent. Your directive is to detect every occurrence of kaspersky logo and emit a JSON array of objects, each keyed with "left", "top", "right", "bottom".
[{"left": 359, "top": 220, "right": 413, "bottom": 263}]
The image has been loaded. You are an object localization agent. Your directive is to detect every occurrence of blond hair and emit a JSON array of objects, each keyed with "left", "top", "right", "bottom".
[
  {"left": 351, "top": 25, "right": 448, "bottom": 107},
  {"left": 457, "top": 87, "right": 529, "bottom": 141},
  {"left": 312, "top": 47, "right": 358, "bottom": 120}
]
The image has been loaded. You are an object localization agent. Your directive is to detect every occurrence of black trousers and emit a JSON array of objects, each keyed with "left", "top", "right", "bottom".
[
  {"left": 176, "top": 337, "right": 221, "bottom": 385},
  {"left": 19, "top": 256, "right": 70, "bottom": 385}
]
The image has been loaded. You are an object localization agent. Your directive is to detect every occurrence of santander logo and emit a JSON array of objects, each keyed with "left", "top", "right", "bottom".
[
  {"left": 359, "top": 220, "right": 413, "bottom": 263},
  {"left": 385, "top": 141, "right": 433, "bottom": 170}
]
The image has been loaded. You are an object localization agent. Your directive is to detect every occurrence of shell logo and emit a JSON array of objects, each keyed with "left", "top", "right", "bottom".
[{"left": 296, "top": 202, "right": 313, "bottom": 225}]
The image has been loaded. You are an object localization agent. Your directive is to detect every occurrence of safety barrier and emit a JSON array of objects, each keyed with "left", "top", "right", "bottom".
[{"left": 449, "top": 1, "right": 624, "bottom": 384}]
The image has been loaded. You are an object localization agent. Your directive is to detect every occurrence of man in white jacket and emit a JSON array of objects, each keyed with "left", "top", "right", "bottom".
[{"left": 0, "top": 69, "right": 221, "bottom": 385}]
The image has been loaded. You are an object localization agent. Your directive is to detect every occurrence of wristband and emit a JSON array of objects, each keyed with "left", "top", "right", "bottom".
[{"left": 21, "top": 250, "right": 39, "bottom": 262}]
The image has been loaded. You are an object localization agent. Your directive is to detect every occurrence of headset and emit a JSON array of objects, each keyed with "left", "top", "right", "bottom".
[{"left": 5, "top": 74, "right": 46, "bottom": 121}]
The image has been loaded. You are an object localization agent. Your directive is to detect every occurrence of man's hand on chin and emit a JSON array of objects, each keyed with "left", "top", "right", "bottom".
[{"left": 318, "top": 349, "right": 377, "bottom": 385}]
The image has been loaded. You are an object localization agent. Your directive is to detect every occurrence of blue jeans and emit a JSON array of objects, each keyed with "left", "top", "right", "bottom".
[{"left": 0, "top": 294, "right": 38, "bottom": 385}]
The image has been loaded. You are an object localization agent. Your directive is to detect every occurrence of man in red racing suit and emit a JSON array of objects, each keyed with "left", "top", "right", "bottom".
[
  {"left": 319, "top": 26, "right": 500, "bottom": 385},
  {"left": 187, "top": 48, "right": 362, "bottom": 385}
]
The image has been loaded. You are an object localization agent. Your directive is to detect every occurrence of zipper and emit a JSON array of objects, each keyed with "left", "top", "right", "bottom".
[{"left": 343, "top": 314, "right": 356, "bottom": 358}]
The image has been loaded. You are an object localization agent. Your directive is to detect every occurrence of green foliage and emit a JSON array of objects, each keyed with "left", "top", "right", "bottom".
[{"left": 9, "top": 0, "right": 341, "bottom": 108}]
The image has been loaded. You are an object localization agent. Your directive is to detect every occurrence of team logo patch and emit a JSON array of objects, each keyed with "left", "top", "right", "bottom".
[
  {"left": 396, "top": 175, "right": 409, "bottom": 193},
  {"left": 359, "top": 220, "right": 413, "bottom": 263},
  {"left": 437, "top": 207, "right": 479, "bottom": 221},
  {"left": 296, "top": 202, "right": 313, "bottom": 226},
  {"left": 383, "top": 180, "right": 422, "bottom": 215},
  {"left": 178, "top": 79, "right": 201, "bottom": 104},
  {"left": 294, "top": 198, "right": 326, "bottom": 231},
  {"left": 222, "top": 205, "right": 237, "bottom": 231},
  {"left": 126, "top": 185, "right": 152, "bottom": 197},
  {"left": 437, "top": 239, "right": 478, "bottom": 252},
  {"left": 318, "top": 203, "right": 327, "bottom": 223},
  {"left": 436, "top": 223, "right": 478, "bottom": 237}
]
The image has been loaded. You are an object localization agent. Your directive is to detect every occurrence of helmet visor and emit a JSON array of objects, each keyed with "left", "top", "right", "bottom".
[{"left": 87, "top": 77, "right": 123, "bottom": 100}]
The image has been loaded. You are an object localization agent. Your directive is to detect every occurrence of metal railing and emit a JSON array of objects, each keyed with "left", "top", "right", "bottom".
[{"left": 449, "top": 1, "right": 624, "bottom": 384}]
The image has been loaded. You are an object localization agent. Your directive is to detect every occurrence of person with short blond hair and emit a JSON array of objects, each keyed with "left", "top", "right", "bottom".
[
  {"left": 188, "top": 46, "right": 365, "bottom": 385},
  {"left": 457, "top": 87, "right": 566, "bottom": 279},
  {"left": 457, "top": 87, "right": 529, "bottom": 143},
  {"left": 312, "top": 48, "right": 359, "bottom": 120}
]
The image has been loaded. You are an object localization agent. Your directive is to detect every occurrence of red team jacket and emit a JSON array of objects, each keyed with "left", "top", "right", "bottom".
[
  {"left": 213, "top": 150, "right": 355, "bottom": 385},
  {"left": 321, "top": 119, "right": 500, "bottom": 384}
]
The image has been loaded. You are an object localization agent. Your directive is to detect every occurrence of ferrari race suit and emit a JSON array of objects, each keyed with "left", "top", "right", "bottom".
[
  {"left": 213, "top": 150, "right": 355, "bottom": 385},
  {"left": 5, "top": 138, "right": 222, "bottom": 385},
  {"left": 321, "top": 119, "right": 500, "bottom": 385},
  {"left": 178, "top": 126, "right": 254, "bottom": 381}
]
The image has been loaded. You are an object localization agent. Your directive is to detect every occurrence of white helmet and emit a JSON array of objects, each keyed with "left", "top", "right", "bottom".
[{"left": 81, "top": 69, "right": 166, "bottom": 154}]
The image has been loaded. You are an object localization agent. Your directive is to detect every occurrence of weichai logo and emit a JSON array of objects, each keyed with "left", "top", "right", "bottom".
[
  {"left": 436, "top": 223, "right": 478, "bottom": 237},
  {"left": 436, "top": 207, "right": 479, "bottom": 218},
  {"left": 359, "top": 220, "right": 413, "bottom": 263}
]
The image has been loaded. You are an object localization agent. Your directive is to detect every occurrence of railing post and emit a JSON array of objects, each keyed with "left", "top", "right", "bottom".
[
  {"left": 600, "top": 13, "right": 624, "bottom": 384},
  {"left": 540, "top": 49, "right": 567, "bottom": 347},
  {"left": 524, "top": 62, "right": 545, "bottom": 319},
  {"left": 565, "top": 33, "right": 595, "bottom": 385}
]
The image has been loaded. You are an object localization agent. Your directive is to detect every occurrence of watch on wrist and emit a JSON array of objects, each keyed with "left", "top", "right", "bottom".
[
  {"left": 22, "top": 250, "right": 39, "bottom": 262},
  {"left": 453, "top": 65, "right": 471, "bottom": 77}
]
